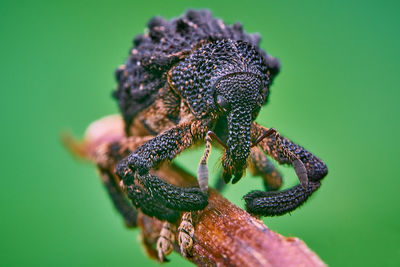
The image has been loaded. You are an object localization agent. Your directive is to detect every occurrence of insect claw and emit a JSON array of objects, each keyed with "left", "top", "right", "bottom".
[
  {"left": 156, "top": 222, "right": 175, "bottom": 262},
  {"left": 222, "top": 171, "right": 232, "bottom": 184},
  {"left": 292, "top": 158, "right": 308, "bottom": 188},
  {"left": 178, "top": 212, "right": 195, "bottom": 258},
  {"left": 232, "top": 171, "right": 243, "bottom": 184}
]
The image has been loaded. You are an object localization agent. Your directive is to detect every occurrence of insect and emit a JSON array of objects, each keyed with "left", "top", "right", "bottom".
[{"left": 86, "top": 9, "right": 327, "bottom": 261}]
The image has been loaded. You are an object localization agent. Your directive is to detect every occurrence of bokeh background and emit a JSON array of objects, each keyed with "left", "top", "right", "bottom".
[{"left": 1, "top": 0, "right": 399, "bottom": 266}]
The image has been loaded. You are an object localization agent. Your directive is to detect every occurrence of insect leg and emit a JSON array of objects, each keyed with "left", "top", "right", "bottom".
[
  {"left": 252, "top": 127, "right": 308, "bottom": 187},
  {"left": 251, "top": 123, "right": 328, "bottom": 183},
  {"left": 244, "top": 123, "right": 328, "bottom": 216},
  {"left": 96, "top": 135, "right": 179, "bottom": 223},
  {"left": 156, "top": 222, "right": 176, "bottom": 262},
  {"left": 126, "top": 182, "right": 180, "bottom": 222},
  {"left": 116, "top": 122, "right": 202, "bottom": 180},
  {"left": 199, "top": 130, "right": 231, "bottom": 193},
  {"left": 135, "top": 173, "right": 208, "bottom": 211},
  {"left": 178, "top": 212, "right": 195, "bottom": 258},
  {"left": 116, "top": 122, "right": 209, "bottom": 219},
  {"left": 197, "top": 131, "right": 213, "bottom": 193},
  {"left": 249, "top": 147, "right": 283, "bottom": 191}
]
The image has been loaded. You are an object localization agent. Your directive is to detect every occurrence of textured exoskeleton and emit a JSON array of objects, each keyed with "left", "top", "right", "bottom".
[{"left": 98, "top": 10, "right": 328, "bottom": 226}]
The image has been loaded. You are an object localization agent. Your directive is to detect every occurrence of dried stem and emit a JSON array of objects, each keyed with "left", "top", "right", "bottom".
[{"left": 64, "top": 114, "right": 326, "bottom": 267}]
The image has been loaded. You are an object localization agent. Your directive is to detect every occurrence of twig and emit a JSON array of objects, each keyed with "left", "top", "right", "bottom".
[{"left": 64, "top": 114, "right": 326, "bottom": 267}]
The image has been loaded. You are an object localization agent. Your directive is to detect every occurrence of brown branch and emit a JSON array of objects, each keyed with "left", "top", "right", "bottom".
[{"left": 63, "top": 114, "right": 326, "bottom": 267}]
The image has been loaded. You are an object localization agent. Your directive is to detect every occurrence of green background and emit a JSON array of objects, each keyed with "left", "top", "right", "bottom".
[{"left": 1, "top": 0, "right": 399, "bottom": 266}]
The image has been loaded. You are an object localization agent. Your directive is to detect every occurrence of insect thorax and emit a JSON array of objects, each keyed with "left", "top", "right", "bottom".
[{"left": 170, "top": 40, "right": 270, "bottom": 119}]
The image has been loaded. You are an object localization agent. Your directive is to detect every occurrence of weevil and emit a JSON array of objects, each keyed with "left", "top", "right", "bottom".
[{"left": 92, "top": 10, "right": 328, "bottom": 260}]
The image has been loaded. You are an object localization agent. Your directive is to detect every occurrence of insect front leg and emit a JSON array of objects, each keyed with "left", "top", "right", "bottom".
[
  {"left": 93, "top": 135, "right": 155, "bottom": 226},
  {"left": 244, "top": 123, "right": 328, "bottom": 216},
  {"left": 95, "top": 135, "right": 180, "bottom": 223},
  {"left": 116, "top": 121, "right": 209, "bottom": 221}
]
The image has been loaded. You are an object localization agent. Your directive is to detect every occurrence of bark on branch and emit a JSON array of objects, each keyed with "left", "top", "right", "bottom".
[{"left": 63, "top": 114, "right": 326, "bottom": 267}]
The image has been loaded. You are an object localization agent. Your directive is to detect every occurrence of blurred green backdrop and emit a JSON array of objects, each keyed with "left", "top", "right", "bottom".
[{"left": 1, "top": 0, "right": 399, "bottom": 266}]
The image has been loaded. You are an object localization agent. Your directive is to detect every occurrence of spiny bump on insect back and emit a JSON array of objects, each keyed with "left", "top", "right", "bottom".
[{"left": 113, "top": 9, "right": 280, "bottom": 127}]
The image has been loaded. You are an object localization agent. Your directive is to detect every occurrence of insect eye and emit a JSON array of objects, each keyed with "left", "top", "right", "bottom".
[{"left": 216, "top": 95, "right": 229, "bottom": 112}]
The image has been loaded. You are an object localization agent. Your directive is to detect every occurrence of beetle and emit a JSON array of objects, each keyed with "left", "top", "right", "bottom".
[{"left": 93, "top": 9, "right": 328, "bottom": 260}]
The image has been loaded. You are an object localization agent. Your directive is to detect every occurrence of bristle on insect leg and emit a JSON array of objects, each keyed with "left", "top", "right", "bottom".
[
  {"left": 197, "top": 133, "right": 212, "bottom": 194},
  {"left": 156, "top": 222, "right": 175, "bottom": 262}
]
